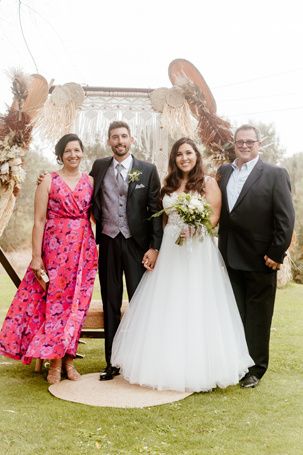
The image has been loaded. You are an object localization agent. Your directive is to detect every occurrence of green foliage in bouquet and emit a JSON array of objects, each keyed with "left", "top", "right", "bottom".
[{"left": 151, "top": 192, "right": 213, "bottom": 245}]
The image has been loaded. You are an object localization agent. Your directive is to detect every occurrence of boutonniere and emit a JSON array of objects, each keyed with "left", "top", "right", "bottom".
[{"left": 128, "top": 169, "right": 142, "bottom": 183}]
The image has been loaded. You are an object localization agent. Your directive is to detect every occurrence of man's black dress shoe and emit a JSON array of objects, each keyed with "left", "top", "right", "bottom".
[
  {"left": 99, "top": 366, "right": 120, "bottom": 381},
  {"left": 240, "top": 374, "right": 259, "bottom": 388}
]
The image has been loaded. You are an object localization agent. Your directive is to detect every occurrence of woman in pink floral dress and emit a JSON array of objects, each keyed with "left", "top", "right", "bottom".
[{"left": 0, "top": 134, "right": 98, "bottom": 384}]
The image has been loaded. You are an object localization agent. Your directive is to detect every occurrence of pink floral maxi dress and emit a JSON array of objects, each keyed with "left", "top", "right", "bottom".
[{"left": 0, "top": 172, "right": 98, "bottom": 364}]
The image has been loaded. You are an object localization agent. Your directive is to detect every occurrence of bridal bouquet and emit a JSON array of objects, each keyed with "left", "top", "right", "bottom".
[
  {"left": 152, "top": 192, "right": 213, "bottom": 246},
  {"left": 172, "top": 192, "right": 213, "bottom": 245}
]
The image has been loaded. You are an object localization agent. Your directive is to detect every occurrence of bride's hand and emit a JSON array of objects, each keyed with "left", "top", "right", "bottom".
[
  {"left": 142, "top": 248, "right": 159, "bottom": 271},
  {"left": 180, "top": 226, "right": 195, "bottom": 239}
]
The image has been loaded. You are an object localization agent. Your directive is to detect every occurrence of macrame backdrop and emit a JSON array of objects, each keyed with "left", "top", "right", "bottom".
[
  {"left": 0, "top": 61, "right": 293, "bottom": 288},
  {"left": 73, "top": 88, "right": 170, "bottom": 180}
]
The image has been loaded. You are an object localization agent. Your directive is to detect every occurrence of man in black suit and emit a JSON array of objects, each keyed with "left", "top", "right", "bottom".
[
  {"left": 90, "top": 121, "right": 163, "bottom": 380},
  {"left": 217, "top": 124, "right": 295, "bottom": 388}
]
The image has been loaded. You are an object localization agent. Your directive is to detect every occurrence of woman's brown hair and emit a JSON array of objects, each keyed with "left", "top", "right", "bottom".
[{"left": 161, "top": 137, "right": 205, "bottom": 198}]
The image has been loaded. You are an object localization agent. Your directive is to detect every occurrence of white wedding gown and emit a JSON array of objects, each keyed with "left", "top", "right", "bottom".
[{"left": 111, "top": 192, "right": 253, "bottom": 392}]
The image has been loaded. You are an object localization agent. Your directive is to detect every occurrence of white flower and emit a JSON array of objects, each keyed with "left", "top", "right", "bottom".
[
  {"left": 0, "top": 162, "right": 9, "bottom": 174},
  {"left": 128, "top": 169, "right": 142, "bottom": 183},
  {"left": 188, "top": 197, "right": 203, "bottom": 211}
]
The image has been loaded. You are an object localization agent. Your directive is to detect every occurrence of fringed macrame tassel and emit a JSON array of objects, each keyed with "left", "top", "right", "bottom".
[{"left": 161, "top": 101, "right": 197, "bottom": 140}]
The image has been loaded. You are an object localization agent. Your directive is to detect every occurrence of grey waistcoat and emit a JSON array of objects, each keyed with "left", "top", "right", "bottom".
[{"left": 100, "top": 163, "right": 131, "bottom": 239}]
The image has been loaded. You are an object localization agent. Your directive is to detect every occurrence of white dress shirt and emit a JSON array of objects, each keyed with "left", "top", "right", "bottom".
[
  {"left": 227, "top": 155, "right": 259, "bottom": 211},
  {"left": 113, "top": 155, "right": 133, "bottom": 181}
]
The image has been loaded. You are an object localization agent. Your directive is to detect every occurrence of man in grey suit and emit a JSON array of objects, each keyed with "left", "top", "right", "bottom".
[
  {"left": 217, "top": 124, "right": 295, "bottom": 388},
  {"left": 90, "top": 121, "right": 163, "bottom": 380}
]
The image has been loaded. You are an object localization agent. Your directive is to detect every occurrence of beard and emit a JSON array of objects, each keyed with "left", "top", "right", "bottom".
[{"left": 112, "top": 144, "right": 130, "bottom": 157}]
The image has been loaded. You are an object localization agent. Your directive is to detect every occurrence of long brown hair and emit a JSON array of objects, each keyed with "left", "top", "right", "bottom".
[{"left": 161, "top": 138, "right": 205, "bottom": 198}]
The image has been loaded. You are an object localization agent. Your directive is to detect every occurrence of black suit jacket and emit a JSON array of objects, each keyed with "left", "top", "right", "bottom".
[
  {"left": 217, "top": 159, "right": 295, "bottom": 272},
  {"left": 90, "top": 155, "right": 163, "bottom": 251}
]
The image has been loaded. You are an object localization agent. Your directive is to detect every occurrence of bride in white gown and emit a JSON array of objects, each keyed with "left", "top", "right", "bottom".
[{"left": 111, "top": 138, "right": 253, "bottom": 392}]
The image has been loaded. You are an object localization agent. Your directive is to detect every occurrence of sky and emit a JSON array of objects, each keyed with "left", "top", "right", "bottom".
[{"left": 0, "top": 0, "right": 302, "bottom": 157}]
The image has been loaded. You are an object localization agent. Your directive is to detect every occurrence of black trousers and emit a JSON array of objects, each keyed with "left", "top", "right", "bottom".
[
  {"left": 227, "top": 267, "right": 277, "bottom": 379},
  {"left": 98, "top": 233, "right": 146, "bottom": 365}
]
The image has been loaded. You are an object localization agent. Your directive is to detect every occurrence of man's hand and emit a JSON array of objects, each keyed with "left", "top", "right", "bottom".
[
  {"left": 264, "top": 255, "right": 281, "bottom": 270},
  {"left": 37, "top": 171, "right": 48, "bottom": 185},
  {"left": 142, "top": 248, "right": 159, "bottom": 271}
]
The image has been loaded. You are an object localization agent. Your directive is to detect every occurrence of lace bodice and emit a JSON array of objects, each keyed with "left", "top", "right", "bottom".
[{"left": 162, "top": 192, "right": 188, "bottom": 230}]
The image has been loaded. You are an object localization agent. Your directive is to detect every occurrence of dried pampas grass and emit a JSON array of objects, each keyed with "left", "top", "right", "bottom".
[
  {"left": 0, "top": 70, "right": 36, "bottom": 238},
  {"left": 0, "top": 183, "right": 16, "bottom": 237}
]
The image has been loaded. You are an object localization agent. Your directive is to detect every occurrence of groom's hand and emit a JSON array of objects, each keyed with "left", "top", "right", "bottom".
[{"left": 142, "top": 248, "right": 159, "bottom": 271}]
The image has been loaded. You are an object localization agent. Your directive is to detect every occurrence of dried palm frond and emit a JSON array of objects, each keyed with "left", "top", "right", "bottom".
[
  {"left": 0, "top": 70, "right": 34, "bottom": 237},
  {"left": 180, "top": 81, "right": 235, "bottom": 164},
  {"left": 1, "top": 111, "right": 33, "bottom": 146},
  {"left": 7, "top": 69, "right": 31, "bottom": 116}
]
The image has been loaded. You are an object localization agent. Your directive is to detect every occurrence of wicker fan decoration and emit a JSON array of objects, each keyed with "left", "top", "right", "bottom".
[
  {"left": 168, "top": 59, "right": 235, "bottom": 165},
  {"left": 0, "top": 71, "right": 48, "bottom": 237},
  {"left": 34, "top": 82, "right": 85, "bottom": 142},
  {"left": 150, "top": 86, "right": 196, "bottom": 139},
  {"left": 11, "top": 73, "right": 49, "bottom": 120}
]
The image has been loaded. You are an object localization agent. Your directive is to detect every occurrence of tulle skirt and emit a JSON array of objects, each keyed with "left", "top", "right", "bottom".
[{"left": 111, "top": 224, "right": 253, "bottom": 392}]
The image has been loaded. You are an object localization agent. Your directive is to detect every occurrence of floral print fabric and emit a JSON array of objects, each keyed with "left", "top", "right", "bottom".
[{"left": 0, "top": 172, "right": 98, "bottom": 364}]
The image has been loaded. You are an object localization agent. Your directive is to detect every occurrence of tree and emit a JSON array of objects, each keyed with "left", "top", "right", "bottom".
[
  {"left": 282, "top": 152, "right": 303, "bottom": 282},
  {"left": 251, "top": 121, "right": 285, "bottom": 164},
  {"left": 0, "top": 145, "right": 55, "bottom": 251},
  {"left": 81, "top": 141, "right": 107, "bottom": 172}
]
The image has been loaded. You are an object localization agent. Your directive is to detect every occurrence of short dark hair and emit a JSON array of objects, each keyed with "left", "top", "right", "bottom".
[
  {"left": 234, "top": 124, "right": 260, "bottom": 141},
  {"left": 108, "top": 121, "right": 131, "bottom": 138},
  {"left": 54, "top": 133, "right": 84, "bottom": 164}
]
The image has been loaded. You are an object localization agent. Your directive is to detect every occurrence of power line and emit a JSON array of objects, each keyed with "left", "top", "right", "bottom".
[
  {"left": 214, "top": 67, "right": 303, "bottom": 89},
  {"left": 228, "top": 105, "right": 303, "bottom": 117},
  {"left": 219, "top": 92, "right": 298, "bottom": 102},
  {"left": 18, "top": 0, "right": 38, "bottom": 72},
  {"left": 20, "top": 0, "right": 86, "bottom": 82}
]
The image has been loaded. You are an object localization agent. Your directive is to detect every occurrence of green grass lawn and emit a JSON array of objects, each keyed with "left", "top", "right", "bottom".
[{"left": 0, "top": 275, "right": 302, "bottom": 455}]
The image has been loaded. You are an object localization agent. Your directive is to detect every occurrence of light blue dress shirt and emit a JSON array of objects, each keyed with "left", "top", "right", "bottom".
[{"left": 227, "top": 155, "right": 259, "bottom": 211}]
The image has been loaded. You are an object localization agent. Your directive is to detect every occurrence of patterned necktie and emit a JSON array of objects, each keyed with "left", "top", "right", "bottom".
[{"left": 116, "top": 163, "right": 125, "bottom": 190}]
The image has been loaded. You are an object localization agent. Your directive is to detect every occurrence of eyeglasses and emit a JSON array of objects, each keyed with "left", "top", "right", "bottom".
[{"left": 235, "top": 140, "right": 259, "bottom": 148}]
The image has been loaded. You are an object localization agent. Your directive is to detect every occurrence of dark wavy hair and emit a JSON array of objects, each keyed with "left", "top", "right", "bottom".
[
  {"left": 161, "top": 138, "right": 205, "bottom": 198},
  {"left": 54, "top": 133, "right": 84, "bottom": 164}
]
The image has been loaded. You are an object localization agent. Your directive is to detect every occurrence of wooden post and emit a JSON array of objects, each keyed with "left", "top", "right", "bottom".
[{"left": 0, "top": 247, "right": 21, "bottom": 288}]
